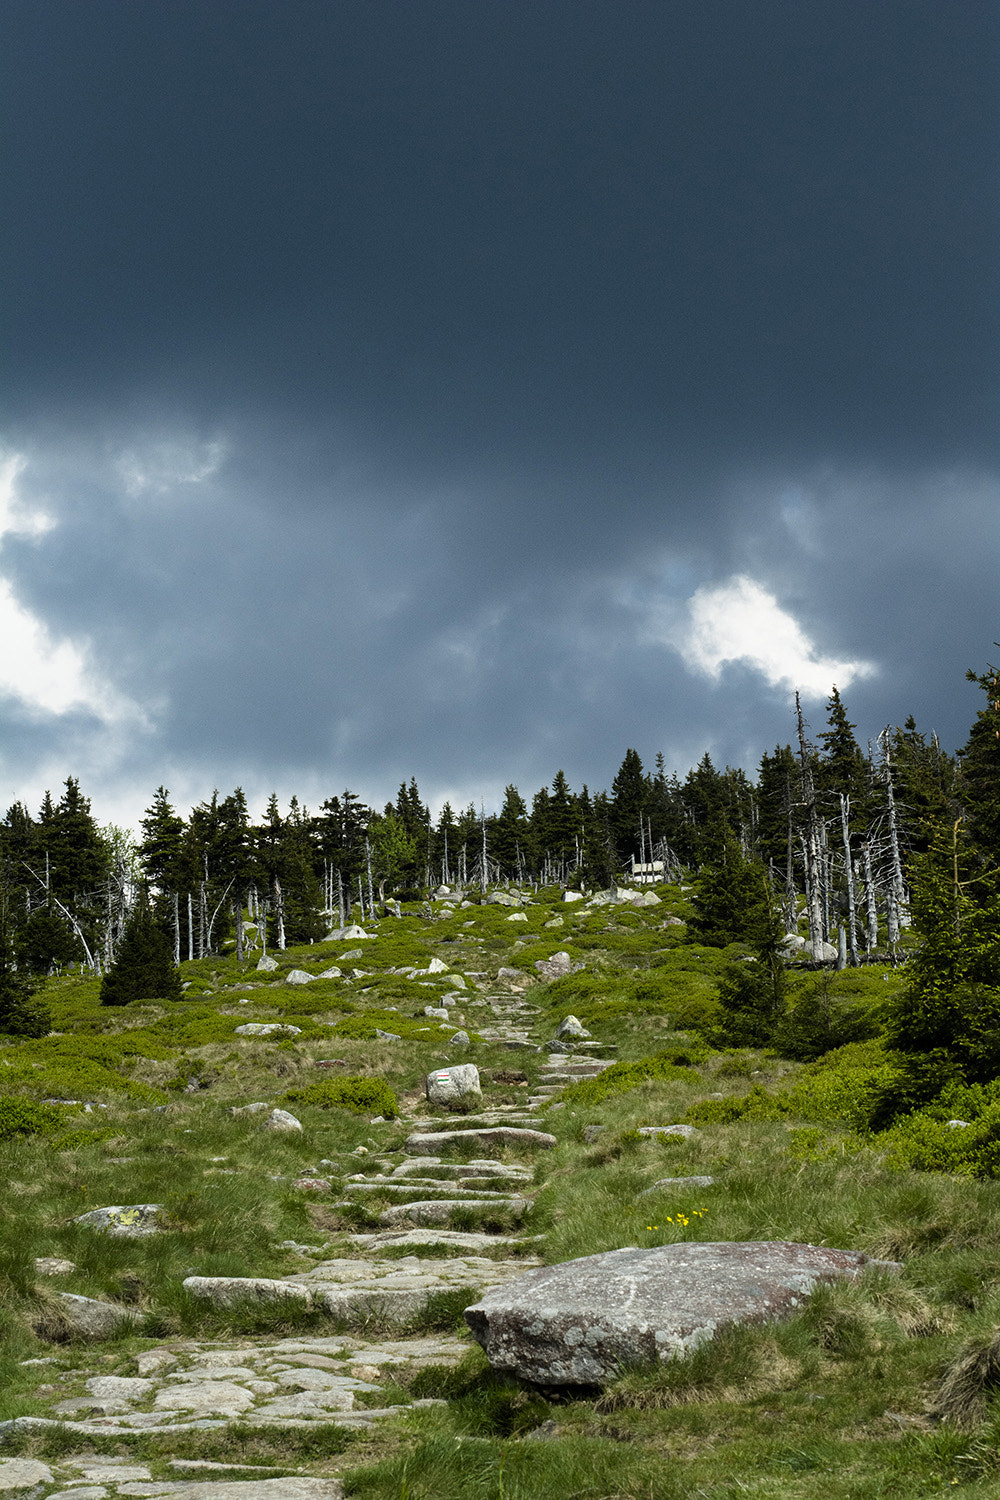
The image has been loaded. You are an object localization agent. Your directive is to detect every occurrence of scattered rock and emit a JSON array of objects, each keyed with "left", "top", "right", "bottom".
[
  {"left": 375, "top": 1029, "right": 402, "bottom": 1041},
  {"left": 638, "top": 1124, "right": 701, "bottom": 1140},
  {"left": 183, "top": 1277, "right": 315, "bottom": 1309},
  {"left": 73, "top": 1204, "right": 164, "bottom": 1238},
  {"left": 507, "top": 912, "right": 528, "bottom": 922},
  {"left": 466, "top": 1241, "right": 902, "bottom": 1385},
  {"left": 314, "top": 1059, "right": 349, "bottom": 1068},
  {"left": 582, "top": 1126, "right": 604, "bottom": 1143},
  {"left": 256, "top": 955, "right": 279, "bottom": 972},
  {"left": 317, "top": 966, "right": 342, "bottom": 979},
  {"left": 235, "top": 1023, "right": 302, "bottom": 1038},
  {"left": 264, "top": 1109, "right": 303, "bottom": 1134},
  {"left": 448, "top": 1031, "right": 471, "bottom": 1048},
  {"left": 285, "top": 970, "right": 316, "bottom": 985},
  {"left": 34, "top": 1257, "right": 76, "bottom": 1276},
  {"left": 339, "top": 949, "right": 364, "bottom": 961},
  {"left": 639, "top": 1176, "right": 715, "bottom": 1194},
  {"left": 231, "top": 1102, "right": 270, "bottom": 1116},
  {"left": 535, "top": 951, "right": 576, "bottom": 980},
  {"left": 562, "top": 890, "right": 585, "bottom": 903},
  {"left": 48, "top": 1292, "right": 134, "bottom": 1339},
  {"left": 426, "top": 1064, "right": 482, "bottom": 1109},
  {"left": 324, "top": 925, "right": 372, "bottom": 941},
  {"left": 554, "top": 1014, "right": 590, "bottom": 1039}
]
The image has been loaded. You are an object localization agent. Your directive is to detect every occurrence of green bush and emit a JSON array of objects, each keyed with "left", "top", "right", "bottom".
[
  {"left": 880, "top": 1104, "right": 1000, "bottom": 1178},
  {"left": 552, "top": 1051, "right": 698, "bottom": 1108},
  {"left": 282, "top": 1076, "right": 399, "bottom": 1117},
  {"left": 783, "top": 1040, "right": 903, "bottom": 1130},
  {"left": 0, "top": 1096, "right": 63, "bottom": 1139},
  {"left": 687, "top": 1084, "right": 791, "bottom": 1124}
]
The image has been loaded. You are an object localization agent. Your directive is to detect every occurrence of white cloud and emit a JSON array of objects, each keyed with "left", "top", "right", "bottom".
[
  {"left": 0, "top": 448, "right": 147, "bottom": 725},
  {"left": 667, "top": 574, "right": 876, "bottom": 697}
]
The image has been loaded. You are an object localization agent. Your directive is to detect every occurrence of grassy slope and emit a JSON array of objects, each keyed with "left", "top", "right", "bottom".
[{"left": 1, "top": 887, "right": 999, "bottom": 1496}]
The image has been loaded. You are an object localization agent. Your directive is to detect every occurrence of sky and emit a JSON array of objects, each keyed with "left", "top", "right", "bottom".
[{"left": 2, "top": 0, "right": 997, "bottom": 832}]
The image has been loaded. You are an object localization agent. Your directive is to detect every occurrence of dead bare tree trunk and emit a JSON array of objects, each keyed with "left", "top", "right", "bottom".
[
  {"left": 839, "top": 793, "right": 859, "bottom": 966},
  {"left": 796, "top": 693, "right": 825, "bottom": 954}
]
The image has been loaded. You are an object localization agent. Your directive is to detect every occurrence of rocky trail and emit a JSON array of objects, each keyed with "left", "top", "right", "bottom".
[{"left": 2, "top": 981, "right": 617, "bottom": 1497}]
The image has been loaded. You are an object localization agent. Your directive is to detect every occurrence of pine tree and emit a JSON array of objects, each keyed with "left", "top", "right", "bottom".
[
  {"left": 100, "top": 893, "right": 183, "bottom": 1006},
  {"left": 610, "top": 749, "right": 647, "bottom": 864}
]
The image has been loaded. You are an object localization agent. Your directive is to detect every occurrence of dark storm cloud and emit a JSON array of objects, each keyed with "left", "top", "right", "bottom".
[{"left": 0, "top": 1, "right": 996, "bottom": 824}]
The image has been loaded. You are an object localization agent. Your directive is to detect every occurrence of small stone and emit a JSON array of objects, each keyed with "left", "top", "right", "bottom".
[
  {"left": 285, "top": 970, "right": 316, "bottom": 985},
  {"left": 448, "top": 1031, "right": 471, "bottom": 1048},
  {"left": 256, "top": 955, "right": 279, "bottom": 972},
  {"left": 375, "top": 1029, "right": 401, "bottom": 1041},
  {"left": 264, "top": 1109, "right": 303, "bottom": 1133},
  {"left": 231, "top": 1102, "right": 270, "bottom": 1116},
  {"left": 637, "top": 1124, "right": 701, "bottom": 1140},
  {"left": 318, "top": 967, "right": 342, "bottom": 979}
]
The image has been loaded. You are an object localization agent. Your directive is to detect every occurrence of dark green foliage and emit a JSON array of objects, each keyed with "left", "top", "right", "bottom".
[
  {"left": 0, "top": 890, "right": 51, "bottom": 1037},
  {"left": 282, "top": 1076, "right": 399, "bottom": 1117},
  {"left": 884, "top": 821, "right": 1000, "bottom": 1098},
  {"left": 100, "top": 894, "right": 183, "bottom": 1006},
  {"left": 772, "top": 972, "right": 884, "bottom": 1061},
  {"left": 960, "top": 659, "right": 1000, "bottom": 855},
  {"left": 688, "top": 830, "right": 773, "bottom": 948},
  {"left": 16, "top": 902, "right": 80, "bottom": 975}
]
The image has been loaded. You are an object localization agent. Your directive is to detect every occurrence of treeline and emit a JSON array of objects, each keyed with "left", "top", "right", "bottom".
[{"left": 0, "top": 666, "right": 997, "bottom": 980}]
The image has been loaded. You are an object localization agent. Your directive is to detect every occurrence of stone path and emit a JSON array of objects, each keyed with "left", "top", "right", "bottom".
[{"left": 8, "top": 964, "right": 618, "bottom": 1497}]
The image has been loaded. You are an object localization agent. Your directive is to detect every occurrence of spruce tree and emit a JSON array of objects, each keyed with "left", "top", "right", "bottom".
[
  {"left": 100, "top": 893, "right": 183, "bottom": 1006},
  {"left": 0, "top": 890, "right": 51, "bottom": 1037}
]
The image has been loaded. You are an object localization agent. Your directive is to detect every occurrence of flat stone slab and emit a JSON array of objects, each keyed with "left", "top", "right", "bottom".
[
  {"left": 348, "top": 1228, "right": 533, "bottom": 1251},
  {"left": 405, "top": 1127, "right": 556, "bottom": 1153},
  {"left": 465, "top": 1240, "right": 902, "bottom": 1385},
  {"left": 379, "top": 1198, "right": 532, "bottom": 1226}
]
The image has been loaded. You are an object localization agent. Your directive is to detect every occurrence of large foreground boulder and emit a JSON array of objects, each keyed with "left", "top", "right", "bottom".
[{"left": 465, "top": 1241, "right": 901, "bottom": 1385}]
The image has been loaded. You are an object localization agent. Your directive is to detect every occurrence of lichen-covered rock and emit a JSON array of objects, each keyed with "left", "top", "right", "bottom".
[
  {"left": 426, "top": 1064, "right": 481, "bottom": 1108},
  {"left": 256, "top": 955, "right": 279, "bottom": 972},
  {"left": 285, "top": 970, "right": 315, "bottom": 985},
  {"left": 73, "top": 1204, "right": 164, "bottom": 1237},
  {"left": 466, "top": 1241, "right": 902, "bottom": 1385},
  {"left": 264, "top": 1108, "right": 302, "bottom": 1133}
]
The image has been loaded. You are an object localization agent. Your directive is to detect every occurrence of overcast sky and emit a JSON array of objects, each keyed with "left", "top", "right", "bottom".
[{"left": 2, "top": 0, "right": 997, "bottom": 831}]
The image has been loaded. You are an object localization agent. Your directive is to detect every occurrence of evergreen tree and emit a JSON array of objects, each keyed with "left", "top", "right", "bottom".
[
  {"left": 100, "top": 892, "right": 183, "bottom": 1006},
  {"left": 688, "top": 827, "right": 773, "bottom": 947},
  {"left": 610, "top": 748, "right": 647, "bottom": 864},
  {"left": 491, "top": 786, "right": 529, "bottom": 878},
  {"left": 0, "top": 888, "right": 51, "bottom": 1037},
  {"left": 959, "top": 658, "right": 1000, "bottom": 857},
  {"left": 816, "top": 687, "right": 866, "bottom": 804},
  {"left": 139, "top": 787, "right": 186, "bottom": 893}
]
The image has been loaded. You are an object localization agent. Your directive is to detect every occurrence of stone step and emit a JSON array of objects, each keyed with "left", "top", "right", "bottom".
[
  {"left": 405, "top": 1127, "right": 557, "bottom": 1154},
  {"left": 378, "top": 1197, "right": 533, "bottom": 1227},
  {"left": 388, "top": 1157, "right": 529, "bottom": 1179},
  {"left": 342, "top": 1181, "right": 518, "bottom": 1199}
]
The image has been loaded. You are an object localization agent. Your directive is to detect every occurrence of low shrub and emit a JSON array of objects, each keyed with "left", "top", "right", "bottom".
[
  {"left": 282, "top": 1076, "right": 399, "bottom": 1117},
  {"left": 687, "top": 1084, "right": 791, "bottom": 1124},
  {"left": 552, "top": 1052, "right": 698, "bottom": 1108},
  {"left": 0, "top": 1096, "right": 63, "bottom": 1139}
]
